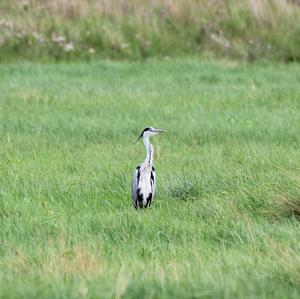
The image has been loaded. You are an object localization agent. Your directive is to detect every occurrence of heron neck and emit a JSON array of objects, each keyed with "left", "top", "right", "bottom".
[{"left": 143, "top": 137, "right": 154, "bottom": 166}]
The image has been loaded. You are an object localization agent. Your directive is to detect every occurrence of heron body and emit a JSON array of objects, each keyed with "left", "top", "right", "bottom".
[{"left": 132, "top": 127, "right": 165, "bottom": 209}]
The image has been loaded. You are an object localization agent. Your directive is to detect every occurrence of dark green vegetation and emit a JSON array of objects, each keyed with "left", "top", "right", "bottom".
[
  {"left": 0, "top": 59, "right": 299, "bottom": 298},
  {"left": 1, "top": 0, "right": 300, "bottom": 62}
]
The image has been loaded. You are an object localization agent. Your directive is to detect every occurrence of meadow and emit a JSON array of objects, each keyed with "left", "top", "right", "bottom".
[{"left": 0, "top": 58, "right": 299, "bottom": 298}]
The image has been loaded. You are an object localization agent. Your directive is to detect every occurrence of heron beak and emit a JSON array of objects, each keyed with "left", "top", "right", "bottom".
[{"left": 153, "top": 128, "right": 166, "bottom": 133}]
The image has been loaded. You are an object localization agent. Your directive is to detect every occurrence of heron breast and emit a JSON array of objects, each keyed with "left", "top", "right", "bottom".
[{"left": 138, "top": 172, "right": 152, "bottom": 204}]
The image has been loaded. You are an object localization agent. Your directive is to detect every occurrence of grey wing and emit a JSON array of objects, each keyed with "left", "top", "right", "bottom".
[
  {"left": 151, "top": 167, "right": 156, "bottom": 199},
  {"left": 132, "top": 166, "right": 140, "bottom": 208}
]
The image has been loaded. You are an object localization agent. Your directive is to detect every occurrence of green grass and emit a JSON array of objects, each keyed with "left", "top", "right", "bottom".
[{"left": 0, "top": 58, "right": 299, "bottom": 299}]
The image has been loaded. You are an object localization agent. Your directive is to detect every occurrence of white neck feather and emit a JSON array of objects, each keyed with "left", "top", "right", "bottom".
[{"left": 143, "top": 136, "right": 154, "bottom": 167}]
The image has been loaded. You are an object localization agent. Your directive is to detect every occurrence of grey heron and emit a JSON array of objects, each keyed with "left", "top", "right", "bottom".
[{"left": 132, "top": 127, "right": 165, "bottom": 209}]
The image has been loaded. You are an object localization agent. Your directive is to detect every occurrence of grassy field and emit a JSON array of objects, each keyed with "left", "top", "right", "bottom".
[{"left": 0, "top": 59, "right": 299, "bottom": 298}]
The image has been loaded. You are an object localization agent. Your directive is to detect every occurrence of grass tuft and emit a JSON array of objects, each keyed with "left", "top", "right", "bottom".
[{"left": 273, "top": 169, "right": 300, "bottom": 219}]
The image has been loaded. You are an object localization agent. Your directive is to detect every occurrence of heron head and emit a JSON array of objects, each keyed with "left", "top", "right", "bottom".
[{"left": 136, "top": 126, "right": 166, "bottom": 142}]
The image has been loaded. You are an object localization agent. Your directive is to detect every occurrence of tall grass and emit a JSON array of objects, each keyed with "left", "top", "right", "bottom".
[{"left": 1, "top": 0, "right": 300, "bottom": 62}]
